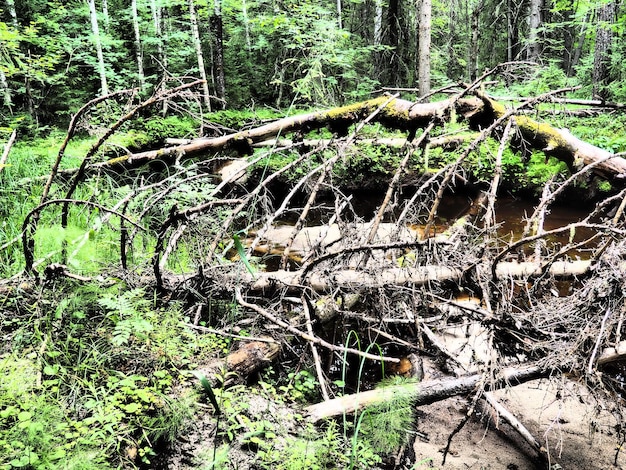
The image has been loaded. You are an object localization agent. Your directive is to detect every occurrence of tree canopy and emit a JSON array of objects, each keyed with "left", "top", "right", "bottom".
[{"left": 2, "top": 0, "right": 626, "bottom": 132}]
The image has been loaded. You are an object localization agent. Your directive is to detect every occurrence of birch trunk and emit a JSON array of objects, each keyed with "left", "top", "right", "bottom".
[
  {"left": 5, "top": 0, "right": 18, "bottom": 27},
  {"left": 149, "top": 0, "right": 168, "bottom": 113},
  {"left": 131, "top": 0, "right": 145, "bottom": 88},
  {"left": 101, "top": 0, "right": 110, "bottom": 30},
  {"left": 87, "top": 0, "right": 109, "bottom": 96},
  {"left": 336, "top": 0, "right": 342, "bottom": 29},
  {"left": 188, "top": 0, "right": 212, "bottom": 111}
]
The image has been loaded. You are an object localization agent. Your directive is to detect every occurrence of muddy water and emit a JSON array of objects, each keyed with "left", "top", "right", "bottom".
[{"left": 276, "top": 190, "right": 598, "bottom": 258}]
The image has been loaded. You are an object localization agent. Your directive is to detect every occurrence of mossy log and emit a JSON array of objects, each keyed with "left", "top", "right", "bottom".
[
  {"left": 479, "top": 92, "right": 626, "bottom": 178},
  {"left": 63, "top": 94, "right": 626, "bottom": 181}
]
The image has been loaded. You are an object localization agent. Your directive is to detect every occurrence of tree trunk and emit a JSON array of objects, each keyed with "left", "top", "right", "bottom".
[
  {"left": 336, "top": 0, "right": 342, "bottom": 29},
  {"left": 373, "top": 0, "right": 384, "bottom": 80},
  {"left": 241, "top": 0, "right": 251, "bottom": 51},
  {"left": 101, "top": 0, "right": 110, "bottom": 30},
  {"left": 149, "top": 0, "right": 168, "bottom": 114},
  {"left": 593, "top": 2, "right": 616, "bottom": 100},
  {"left": 418, "top": 0, "right": 431, "bottom": 99},
  {"left": 527, "top": 0, "right": 542, "bottom": 62},
  {"left": 87, "top": 0, "right": 109, "bottom": 96},
  {"left": 210, "top": 0, "right": 226, "bottom": 109},
  {"left": 131, "top": 0, "right": 145, "bottom": 88},
  {"left": 5, "top": 0, "right": 18, "bottom": 27},
  {"left": 561, "top": 2, "right": 574, "bottom": 75},
  {"left": 469, "top": 4, "right": 480, "bottom": 80},
  {"left": 569, "top": 11, "right": 590, "bottom": 76},
  {"left": 305, "top": 363, "right": 548, "bottom": 422},
  {"left": 218, "top": 259, "right": 605, "bottom": 295},
  {"left": 386, "top": 0, "right": 400, "bottom": 85},
  {"left": 69, "top": 95, "right": 626, "bottom": 181},
  {"left": 188, "top": 0, "right": 212, "bottom": 111},
  {"left": 0, "top": 70, "right": 11, "bottom": 110}
]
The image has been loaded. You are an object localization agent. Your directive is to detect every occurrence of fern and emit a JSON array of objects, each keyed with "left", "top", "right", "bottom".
[{"left": 98, "top": 289, "right": 154, "bottom": 346}]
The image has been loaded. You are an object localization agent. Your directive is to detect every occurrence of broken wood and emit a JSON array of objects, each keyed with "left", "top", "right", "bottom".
[
  {"left": 195, "top": 337, "right": 281, "bottom": 384},
  {"left": 479, "top": 91, "right": 626, "bottom": 178},
  {"left": 222, "top": 259, "right": 607, "bottom": 294},
  {"left": 305, "top": 363, "right": 548, "bottom": 422}
]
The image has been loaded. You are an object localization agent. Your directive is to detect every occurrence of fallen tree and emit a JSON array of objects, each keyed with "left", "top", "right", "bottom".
[
  {"left": 18, "top": 75, "right": 626, "bottom": 466},
  {"left": 304, "top": 363, "right": 548, "bottom": 423},
  {"left": 51, "top": 90, "right": 626, "bottom": 181}
]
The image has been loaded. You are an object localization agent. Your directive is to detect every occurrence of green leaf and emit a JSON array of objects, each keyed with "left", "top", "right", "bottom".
[
  {"left": 192, "top": 371, "right": 221, "bottom": 415},
  {"left": 233, "top": 233, "right": 256, "bottom": 275},
  {"left": 17, "top": 411, "right": 32, "bottom": 422},
  {"left": 123, "top": 402, "right": 142, "bottom": 414}
]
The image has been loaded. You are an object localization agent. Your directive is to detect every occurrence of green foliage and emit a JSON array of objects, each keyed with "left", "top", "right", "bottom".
[
  {"left": 98, "top": 288, "right": 154, "bottom": 346},
  {"left": 208, "top": 109, "right": 282, "bottom": 130},
  {"left": 131, "top": 115, "right": 200, "bottom": 143},
  {"left": 515, "top": 62, "right": 573, "bottom": 96},
  {"left": 354, "top": 376, "right": 419, "bottom": 456},
  {"left": 257, "top": 420, "right": 381, "bottom": 470},
  {"left": 278, "top": 370, "right": 319, "bottom": 403},
  {"left": 0, "top": 355, "right": 113, "bottom": 470},
  {"left": 0, "top": 281, "right": 221, "bottom": 467}
]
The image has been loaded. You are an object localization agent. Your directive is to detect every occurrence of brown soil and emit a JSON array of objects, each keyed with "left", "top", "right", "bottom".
[{"left": 412, "top": 378, "right": 624, "bottom": 469}]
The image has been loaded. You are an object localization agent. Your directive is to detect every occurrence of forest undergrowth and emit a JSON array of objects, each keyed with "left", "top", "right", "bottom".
[{"left": 3, "top": 85, "right": 626, "bottom": 469}]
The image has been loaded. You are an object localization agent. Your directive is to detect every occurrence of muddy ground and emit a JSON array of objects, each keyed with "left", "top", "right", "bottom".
[
  {"left": 164, "top": 365, "right": 625, "bottom": 469},
  {"left": 412, "top": 377, "right": 624, "bottom": 469}
]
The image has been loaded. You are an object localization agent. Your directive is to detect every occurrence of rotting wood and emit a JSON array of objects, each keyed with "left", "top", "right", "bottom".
[
  {"left": 477, "top": 91, "right": 626, "bottom": 178},
  {"left": 304, "top": 363, "right": 548, "bottom": 423},
  {"left": 195, "top": 338, "right": 281, "bottom": 385},
  {"left": 222, "top": 259, "right": 603, "bottom": 294},
  {"left": 50, "top": 93, "right": 626, "bottom": 182}
]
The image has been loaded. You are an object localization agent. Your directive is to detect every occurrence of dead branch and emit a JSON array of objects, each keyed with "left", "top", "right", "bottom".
[
  {"left": 235, "top": 289, "right": 400, "bottom": 364},
  {"left": 305, "top": 363, "right": 548, "bottom": 423}
]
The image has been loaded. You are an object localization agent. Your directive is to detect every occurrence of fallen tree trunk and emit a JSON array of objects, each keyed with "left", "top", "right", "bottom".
[
  {"left": 480, "top": 92, "right": 626, "bottom": 178},
  {"left": 58, "top": 93, "right": 626, "bottom": 181},
  {"left": 305, "top": 363, "right": 548, "bottom": 422},
  {"left": 219, "top": 259, "right": 604, "bottom": 294}
]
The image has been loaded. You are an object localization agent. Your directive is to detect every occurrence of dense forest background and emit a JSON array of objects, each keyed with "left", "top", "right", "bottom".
[{"left": 1, "top": 0, "right": 625, "bottom": 134}]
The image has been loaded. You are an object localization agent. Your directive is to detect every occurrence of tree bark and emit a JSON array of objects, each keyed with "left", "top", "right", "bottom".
[
  {"left": 210, "top": 0, "right": 226, "bottom": 108},
  {"left": 593, "top": 2, "right": 616, "bottom": 100},
  {"left": 188, "top": 0, "right": 212, "bottom": 111},
  {"left": 149, "top": 0, "right": 168, "bottom": 114},
  {"left": 305, "top": 363, "right": 548, "bottom": 422},
  {"left": 385, "top": 0, "right": 400, "bottom": 86},
  {"left": 87, "top": 0, "right": 109, "bottom": 96},
  {"left": 418, "top": 0, "right": 431, "bottom": 99},
  {"left": 131, "top": 0, "right": 145, "bottom": 88},
  {"left": 217, "top": 259, "right": 607, "bottom": 295},
  {"left": 527, "top": 0, "right": 542, "bottom": 62},
  {"left": 469, "top": 3, "right": 481, "bottom": 80}
]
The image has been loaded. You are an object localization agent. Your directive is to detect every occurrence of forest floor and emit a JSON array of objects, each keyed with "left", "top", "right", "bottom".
[
  {"left": 160, "top": 354, "right": 626, "bottom": 469},
  {"left": 411, "top": 375, "right": 623, "bottom": 469}
]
